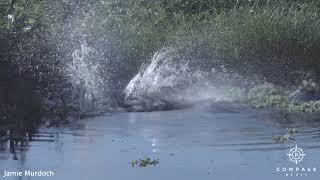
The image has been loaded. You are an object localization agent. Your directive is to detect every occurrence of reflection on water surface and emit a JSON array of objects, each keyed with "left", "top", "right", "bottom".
[{"left": 1, "top": 105, "right": 320, "bottom": 180}]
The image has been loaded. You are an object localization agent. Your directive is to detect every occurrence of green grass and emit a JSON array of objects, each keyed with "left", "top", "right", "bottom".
[{"left": 82, "top": 0, "right": 320, "bottom": 86}]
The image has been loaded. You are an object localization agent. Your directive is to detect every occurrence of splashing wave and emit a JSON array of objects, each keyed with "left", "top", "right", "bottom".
[{"left": 124, "top": 48, "right": 248, "bottom": 111}]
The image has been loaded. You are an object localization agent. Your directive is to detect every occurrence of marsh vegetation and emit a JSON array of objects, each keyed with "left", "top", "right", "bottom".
[{"left": 1, "top": 0, "right": 320, "bottom": 137}]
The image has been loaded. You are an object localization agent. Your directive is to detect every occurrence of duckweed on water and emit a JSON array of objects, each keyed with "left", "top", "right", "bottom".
[
  {"left": 272, "top": 134, "right": 294, "bottom": 143},
  {"left": 131, "top": 157, "right": 159, "bottom": 167}
]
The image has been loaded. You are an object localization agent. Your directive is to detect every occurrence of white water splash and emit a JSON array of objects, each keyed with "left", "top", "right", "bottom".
[
  {"left": 124, "top": 48, "right": 243, "bottom": 111},
  {"left": 69, "top": 41, "right": 101, "bottom": 112}
]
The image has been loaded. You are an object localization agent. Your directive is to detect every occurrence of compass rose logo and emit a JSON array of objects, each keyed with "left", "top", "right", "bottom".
[{"left": 286, "top": 145, "right": 306, "bottom": 165}]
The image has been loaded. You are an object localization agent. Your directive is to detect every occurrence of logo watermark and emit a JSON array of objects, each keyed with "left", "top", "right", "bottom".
[
  {"left": 275, "top": 145, "right": 317, "bottom": 177},
  {"left": 286, "top": 145, "right": 306, "bottom": 165}
]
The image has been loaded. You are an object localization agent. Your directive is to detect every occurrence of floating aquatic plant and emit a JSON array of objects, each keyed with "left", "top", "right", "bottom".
[
  {"left": 272, "top": 134, "right": 294, "bottom": 143},
  {"left": 286, "top": 128, "right": 298, "bottom": 134},
  {"left": 131, "top": 157, "right": 159, "bottom": 167},
  {"left": 272, "top": 128, "right": 298, "bottom": 143}
]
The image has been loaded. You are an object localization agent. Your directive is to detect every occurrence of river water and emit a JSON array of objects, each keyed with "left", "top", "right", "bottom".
[{"left": 1, "top": 103, "right": 320, "bottom": 180}]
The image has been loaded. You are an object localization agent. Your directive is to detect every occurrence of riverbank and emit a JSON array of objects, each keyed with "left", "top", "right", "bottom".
[{"left": 1, "top": 0, "right": 320, "bottom": 127}]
